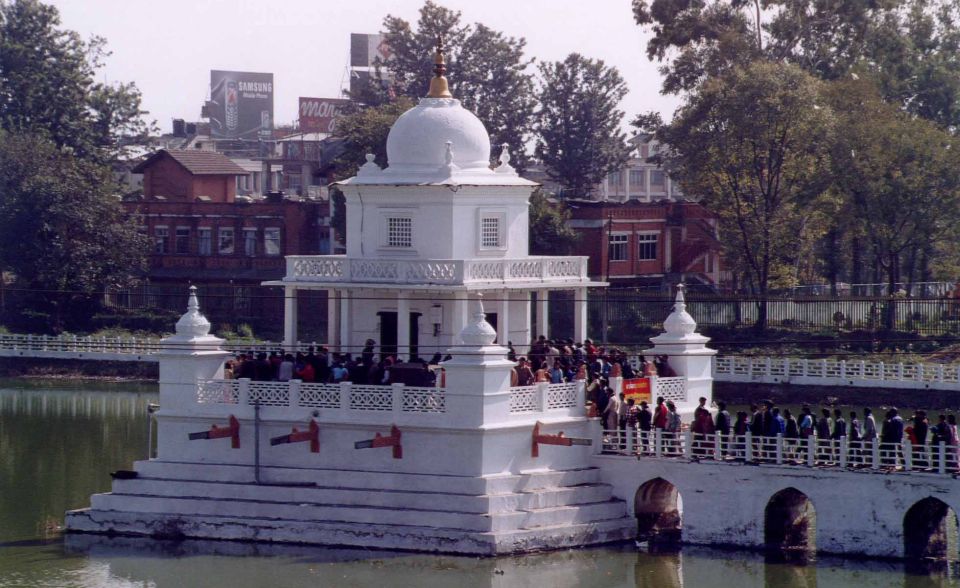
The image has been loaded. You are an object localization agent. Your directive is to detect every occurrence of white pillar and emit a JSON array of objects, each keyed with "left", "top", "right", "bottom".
[
  {"left": 339, "top": 289, "right": 351, "bottom": 355},
  {"left": 537, "top": 289, "right": 549, "bottom": 340},
  {"left": 451, "top": 291, "right": 468, "bottom": 345},
  {"left": 498, "top": 290, "right": 510, "bottom": 346},
  {"left": 574, "top": 287, "right": 588, "bottom": 342},
  {"left": 519, "top": 292, "right": 532, "bottom": 351},
  {"left": 624, "top": 166, "right": 631, "bottom": 201},
  {"left": 283, "top": 285, "right": 298, "bottom": 349},
  {"left": 326, "top": 289, "right": 338, "bottom": 347},
  {"left": 644, "top": 168, "right": 651, "bottom": 200},
  {"left": 398, "top": 292, "right": 410, "bottom": 361}
]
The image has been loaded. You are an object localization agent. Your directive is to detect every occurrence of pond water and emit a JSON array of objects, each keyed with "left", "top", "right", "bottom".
[{"left": 2, "top": 380, "right": 960, "bottom": 587}]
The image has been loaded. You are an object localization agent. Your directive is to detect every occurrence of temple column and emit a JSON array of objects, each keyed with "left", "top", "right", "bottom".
[
  {"left": 536, "top": 289, "right": 550, "bottom": 340},
  {"left": 283, "top": 285, "right": 298, "bottom": 349},
  {"left": 498, "top": 290, "right": 510, "bottom": 346},
  {"left": 451, "top": 291, "right": 469, "bottom": 345},
  {"left": 519, "top": 292, "right": 532, "bottom": 352},
  {"left": 574, "top": 287, "right": 588, "bottom": 343},
  {"left": 339, "top": 290, "right": 351, "bottom": 355},
  {"left": 326, "top": 289, "right": 338, "bottom": 347},
  {"left": 397, "top": 292, "right": 410, "bottom": 362}
]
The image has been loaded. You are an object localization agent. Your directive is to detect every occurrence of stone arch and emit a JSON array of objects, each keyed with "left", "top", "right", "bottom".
[
  {"left": 903, "top": 497, "right": 959, "bottom": 561},
  {"left": 765, "top": 487, "right": 816, "bottom": 553},
  {"left": 634, "top": 477, "right": 682, "bottom": 544}
]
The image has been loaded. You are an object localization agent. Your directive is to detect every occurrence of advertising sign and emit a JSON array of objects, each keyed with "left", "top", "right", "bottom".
[
  {"left": 623, "top": 378, "right": 652, "bottom": 403},
  {"left": 209, "top": 70, "right": 274, "bottom": 141},
  {"left": 299, "top": 98, "right": 349, "bottom": 133},
  {"left": 350, "top": 33, "right": 392, "bottom": 68}
]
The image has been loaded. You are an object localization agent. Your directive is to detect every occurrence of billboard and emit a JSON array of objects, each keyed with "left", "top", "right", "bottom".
[
  {"left": 350, "top": 33, "right": 392, "bottom": 68},
  {"left": 299, "top": 98, "right": 349, "bottom": 134},
  {"left": 209, "top": 70, "right": 274, "bottom": 141}
]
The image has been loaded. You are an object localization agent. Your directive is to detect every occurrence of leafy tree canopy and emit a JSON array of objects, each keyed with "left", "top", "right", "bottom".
[
  {"left": 0, "top": 0, "right": 153, "bottom": 163},
  {"left": 529, "top": 189, "right": 580, "bottom": 255},
  {"left": 535, "top": 53, "right": 631, "bottom": 199}
]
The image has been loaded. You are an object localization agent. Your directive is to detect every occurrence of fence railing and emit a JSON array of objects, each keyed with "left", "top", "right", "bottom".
[
  {"left": 194, "top": 379, "right": 584, "bottom": 422},
  {"left": 715, "top": 356, "right": 960, "bottom": 390},
  {"left": 600, "top": 428, "right": 960, "bottom": 475}
]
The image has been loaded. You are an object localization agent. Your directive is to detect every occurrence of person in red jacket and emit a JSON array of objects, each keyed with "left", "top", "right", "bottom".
[{"left": 653, "top": 396, "right": 668, "bottom": 430}]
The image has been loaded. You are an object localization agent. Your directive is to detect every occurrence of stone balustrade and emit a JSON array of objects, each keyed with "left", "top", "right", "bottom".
[
  {"left": 284, "top": 255, "right": 589, "bottom": 286},
  {"left": 600, "top": 428, "right": 960, "bottom": 476},
  {"left": 715, "top": 356, "right": 960, "bottom": 390},
  {"left": 189, "top": 378, "right": 586, "bottom": 427}
]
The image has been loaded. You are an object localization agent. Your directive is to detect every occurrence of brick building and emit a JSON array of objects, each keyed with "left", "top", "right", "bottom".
[
  {"left": 123, "top": 149, "right": 331, "bottom": 339},
  {"left": 568, "top": 200, "right": 723, "bottom": 291}
]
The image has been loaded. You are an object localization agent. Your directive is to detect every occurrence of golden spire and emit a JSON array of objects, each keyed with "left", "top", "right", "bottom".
[{"left": 427, "top": 34, "right": 453, "bottom": 98}]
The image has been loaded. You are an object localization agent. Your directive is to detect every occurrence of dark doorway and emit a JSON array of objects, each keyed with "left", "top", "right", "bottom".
[
  {"left": 634, "top": 478, "right": 682, "bottom": 545},
  {"left": 904, "top": 497, "right": 958, "bottom": 561},
  {"left": 486, "top": 312, "right": 497, "bottom": 342},
  {"left": 377, "top": 311, "right": 421, "bottom": 361},
  {"left": 765, "top": 488, "right": 816, "bottom": 554}
]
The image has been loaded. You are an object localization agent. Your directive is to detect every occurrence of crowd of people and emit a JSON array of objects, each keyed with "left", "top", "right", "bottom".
[{"left": 223, "top": 339, "right": 447, "bottom": 387}]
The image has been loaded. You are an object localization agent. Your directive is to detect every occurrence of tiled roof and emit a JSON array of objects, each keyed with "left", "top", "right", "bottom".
[{"left": 133, "top": 149, "right": 247, "bottom": 175}]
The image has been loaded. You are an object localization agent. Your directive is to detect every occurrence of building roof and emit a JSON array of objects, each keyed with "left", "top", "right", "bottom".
[{"left": 133, "top": 149, "right": 247, "bottom": 175}]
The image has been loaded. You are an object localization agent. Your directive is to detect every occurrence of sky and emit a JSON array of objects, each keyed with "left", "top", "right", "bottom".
[{"left": 47, "top": 0, "right": 681, "bottom": 134}]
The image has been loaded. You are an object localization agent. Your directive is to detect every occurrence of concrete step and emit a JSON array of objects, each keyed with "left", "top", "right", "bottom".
[
  {"left": 130, "top": 460, "right": 603, "bottom": 495},
  {"left": 92, "top": 482, "right": 626, "bottom": 534},
  {"left": 110, "top": 478, "right": 617, "bottom": 515},
  {"left": 66, "top": 507, "right": 637, "bottom": 555}
]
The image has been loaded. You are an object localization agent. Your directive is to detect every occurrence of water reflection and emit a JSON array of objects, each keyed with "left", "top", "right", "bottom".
[{"left": 3, "top": 384, "right": 960, "bottom": 587}]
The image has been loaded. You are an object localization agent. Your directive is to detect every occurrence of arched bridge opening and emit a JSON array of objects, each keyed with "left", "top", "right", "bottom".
[
  {"left": 634, "top": 478, "right": 682, "bottom": 546},
  {"left": 765, "top": 487, "right": 816, "bottom": 556},
  {"left": 904, "top": 497, "right": 958, "bottom": 563}
]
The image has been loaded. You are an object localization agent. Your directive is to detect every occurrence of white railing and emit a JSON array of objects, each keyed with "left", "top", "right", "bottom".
[
  {"left": 714, "top": 356, "right": 960, "bottom": 391},
  {"left": 284, "top": 255, "right": 590, "bottom": 286},
  {"left": 653, "top": 377, "right": 687, "bottom": 403},
  {"left": 196, "top": 379, "right": 448, "bottom": 416},
  {"left": 508, "top": 381, "right": 586, "bottom": 415},
  {"left": 0, "top": 333, "right": 332, "bottom": 362},
  {"left": 599, "top": 428, "right": 960, "bottom": 475}
]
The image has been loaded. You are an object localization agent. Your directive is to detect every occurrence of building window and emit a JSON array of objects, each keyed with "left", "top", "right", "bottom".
[
  {"left": 387, "top": 217, "right": 412, "bottom": 248},
  {"left": 154, "top": 226, "right": 169, "bottom": 254},
  {"left": 175, "top": 227, "right": 190, "bottom": 254},
  {"left": 651, "top": 170, "right": 666, "bottom": 189},
  {"left": 608, "top": 234, "right": 628, "bottom": 261},
  {"left": 638, "top": 233, "right": 658, "bottom": 261},
  {"left": 198, "top": 228, "right": 212, "bottom": 256},
  {"left": 218, "top": 228, "right": 234, "bottom": 255},
  {"left": 480, "top": 216, "right": 501, "bottom": 249},
  {"left": 608, "top": 171, "right": 622, "bottom": 186},
  {"left": 629, "top": 169, "right": 645, "bottom": 187},
  {"left": 264, "top": 228, "right": 281, "bottom": 256},
  {"left": 243, "top": 228, "right": 257, "bottom": 256}
]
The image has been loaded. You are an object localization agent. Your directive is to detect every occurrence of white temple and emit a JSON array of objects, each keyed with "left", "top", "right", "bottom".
[
  {"left": 65, "top": 41, "right": 715, "bottom": 556},
  {"left": 269, "top": 39, "right": 603, "bottom": 357}
]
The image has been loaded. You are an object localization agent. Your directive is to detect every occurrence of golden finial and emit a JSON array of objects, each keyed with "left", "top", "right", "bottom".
[{"left": 427, "top": 34, "right": 453, "bottom": 98}]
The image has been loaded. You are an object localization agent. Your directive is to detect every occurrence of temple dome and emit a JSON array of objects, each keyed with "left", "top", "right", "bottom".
[{"left": 385, "top": 97, "right": 491, "bottom": 173}]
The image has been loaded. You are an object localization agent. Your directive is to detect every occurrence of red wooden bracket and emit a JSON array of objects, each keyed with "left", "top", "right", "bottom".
[
  {"left": 270, "top": 419, "right": 319, "bottom": 453},
  {"left": 532, "top": 421, "right": 592, "bottom": 458},
  {"left": 188, "top": 415, "right": 240, "bottom": 449},
  {"left": 354, "top": 424, "right": 402, "bottom": 459}
]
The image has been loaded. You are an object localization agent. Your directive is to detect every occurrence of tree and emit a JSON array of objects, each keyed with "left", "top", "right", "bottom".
[
  {"left": 657, "top": 61, "right": 834, "bottom": 330},
  {"left": 528, "top": 189, "right": 579, "bottom": 255},
  {"left": 0, "top": 0, "right": 153, "bottom": 163},
  {"left": 829, "top": 78, "right": 960, "bottom": 324},
  {"left": 632, "top": 0, "right": 960, "bottom": 129},
  {"left": 0, "top": 132, "right": 149, "bottom": 331},
  {"left": 330, "top": 97, "right": 416, "bottom": 179},
  {"left": 535, "top": 54, "right": 631, "bottom": 199},
  {"left": 373, "top": 1, "right": 536, "bottom": 171}
]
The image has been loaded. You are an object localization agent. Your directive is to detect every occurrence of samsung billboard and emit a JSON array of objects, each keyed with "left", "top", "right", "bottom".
[{"left": 209, "top": 70, "right": 274, "bottom": 141}]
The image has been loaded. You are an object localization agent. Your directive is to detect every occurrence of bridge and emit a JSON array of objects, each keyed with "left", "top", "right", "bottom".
[{"left": 593, "top": 427, "right": 960, "bottom": 560}]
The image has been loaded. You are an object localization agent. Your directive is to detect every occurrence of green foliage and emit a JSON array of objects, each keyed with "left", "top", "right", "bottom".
[
  {"left": 375, "top": 1, "right": 537, "bottom": 172},
  {"left": 632, "top": 0, "right": 960, "bottom": 129},
  {"left": 658, "top": 61, "right": 835, "bottom": 328},
  {"left": 535, "top": 54, "right": 631, "bottom": 199},
  {"left": 528, "top": 189, "right": 580, "bottom": 255},
  {"left": 331, "top": 97, "right": 416, "bottom": 178},
  {"left": 0, "top": 0, "right": 153, "bottom": 163},
  {"left": 0, "top": 132, "right": 150, "bottom": 330}
]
